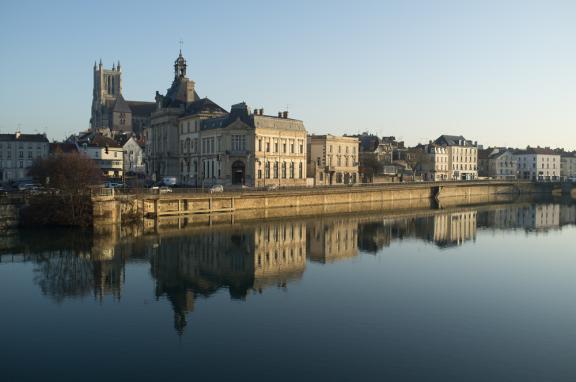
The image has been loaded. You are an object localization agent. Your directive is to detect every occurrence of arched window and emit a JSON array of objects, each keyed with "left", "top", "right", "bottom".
[
  {"left": 282, "top": 162, "right": 287, "bottom": 178},
  {"left": 298, "top": 162, "right": 303, "bottom": 178},
  {"left": 290, "top": 162, "right": 295, "bottom": 178},
  {"left": 186, "top": 138, "right": 191, "bottom": 153}
]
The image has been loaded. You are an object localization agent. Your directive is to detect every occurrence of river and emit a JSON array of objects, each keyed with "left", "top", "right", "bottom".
[{"left": 1, "top": 198, "right": 575, "bottom": 381}]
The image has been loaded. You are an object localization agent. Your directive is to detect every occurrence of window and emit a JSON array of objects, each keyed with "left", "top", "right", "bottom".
[
  {"left": 282, "top": 162, "right": 287, "bottom": 178},
  {"left": 273, "top": 161, "right": 279, "bottom": 178},
  {"left": 274, "top": 142, "right": 278, "bottom": 152},
  {"left": 266, "top": 142, "right": 270, "bottom": 152},
  {"left": 265, "top": 162, "right": 270, "bottom": 178},
  {"left": 290, "top": 162, "right": 295, "bottom": 178},
  {"left": 300, "top": 143, "right": 303, "bottom": 153},
  {"left": 283, "top": 143, "right": 287, "bottom": 153},
  {"left": 232, "top": 135, "right": 246, "bottom": 151},
  {"left": 299, "top": 162, "right": 303, "bottom": 178},
  {"left": 258, "top": 139, "right": 262, "bottom": 152}
]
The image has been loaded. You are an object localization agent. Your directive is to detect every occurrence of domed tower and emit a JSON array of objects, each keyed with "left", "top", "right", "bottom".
[{"left": 174, "top": 50, "right": 187, "bottom": 80}]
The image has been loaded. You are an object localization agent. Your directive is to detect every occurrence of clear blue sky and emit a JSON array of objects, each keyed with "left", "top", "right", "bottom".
[{"left": 1, "top": 0, "right": 575, "bottom": 149}]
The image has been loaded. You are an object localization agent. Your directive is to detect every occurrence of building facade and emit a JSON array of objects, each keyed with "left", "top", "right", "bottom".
[
  {"left": 434, "top": 135, "right": 478, "bottom": 180},
  {"left": 514, "top": 148, "right": 561, "bottom": 181},
  {"left": 192, "top": 104, "right": 307, "bottom": 187},
  {"left": 0, "top": 132, "right": 49, "bottom": 182},
  {"left": 120, "top": 136, "right": 145, "bottom": 175},
  {"left": 478, "top": 148, "right": 517, "bottom": 180},
  {"left": 78, "top": 134, "right": 123, "bottom": 178},
  {"left": 307, "top": 134, "right": 359, "bottom": 185},
  {"left": 420, "top": 144, "right": 449, "bottom": 181},
  {"left": 561, "top": 153, "right": 576, "bottom": 180}
]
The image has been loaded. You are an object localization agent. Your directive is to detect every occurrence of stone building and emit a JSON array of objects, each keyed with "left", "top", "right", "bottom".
[
  {"left": 194, "top": 104, "right": 307, "bottom": 187},
  {"left": 420, "top": 143, "right": 449, "bottom": 181},
  {"left": 514, "top": 147, "right": 561, "bottom": 181},
  {"left": 434, "top": 135, "right": 478, "bottom": 180},
  {"left": 146, "top": 50, "right": 308, "bottom": 187},
  {"left": 145, "top": 51, "right": 228, "bottom": 182},
  {"left": 115, "top": 135, "right": 145, "bottom": 175},
  {"left": 307, "top": 134, "right": 359, "bottom": 185},
  {"left": 478, "top": 148, "right": 517, "bottom": 180},
  {"left": 90, "top": 60, "right": 155, "bottom": 137},
  {"left": 0, "top": 132, "right": 49, "bottom": 183},
  {"left": 561, "top": 152, "right": 576, "bottom": 180}
]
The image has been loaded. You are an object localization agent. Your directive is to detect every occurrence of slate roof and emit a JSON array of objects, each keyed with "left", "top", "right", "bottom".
[
  {"left": 83, "top": 134, "right": 121, "bottom": 148},
  {"left": 434, "top": 135, "right": 475, "bottom": 147},
  {"left": 112, "top": 94, "right": 132, "bottom": 113},
  {"left": 514, "top": 147, "right": 559, "bottom": 156},
  {"left": 183, "top": 97, "right": 228, "bottom": 116},
  {"left": 0, "top": 133, "right": 49, "bottom": 143},
  {"left": 127, "top": 101, "right": 156, "bottom": 116}
]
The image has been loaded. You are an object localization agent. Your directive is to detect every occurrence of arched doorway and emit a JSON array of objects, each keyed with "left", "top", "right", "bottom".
[{"left": 232, "top": 160, "right": 245, "bottom": 185}]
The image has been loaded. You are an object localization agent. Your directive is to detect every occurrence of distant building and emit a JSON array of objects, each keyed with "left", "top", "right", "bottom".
[
  {"left": 77, "top": 134, "right": 123, "bottom": 178},
  {"left": 307, "top": 219, "right": 358, "bottom": 263},
  {"left": 90, "top": 60, "right": 155, "bottom": 137},
  {"left": 0, "top": 132, "right": 49, "bottom": 182},
  {"left": 307, "top": 134, "right": 359, "bottom": 185},
  {"left": 561, "top": 152, "right": 576, "bottom": 180},
  {"left": 514, "top": 147, "right": 560, "bottom": 181},
  {"left": 115, "top": 135, "right": 145, "bottom": 175},
  {"left": 478, "top": 148, "right": 517, "bottom": 180},
  {"left": 146, "top": 51, "right": 307, "bottom": 187},
  {"left": 197, "top": 103, "right": 307, "bottom": 187},
  {"left": 420, "top": 143, "right": 449, "bottom": 181},
  {"left": 434, "top": 135, "right": 478, "bottom": 180}
]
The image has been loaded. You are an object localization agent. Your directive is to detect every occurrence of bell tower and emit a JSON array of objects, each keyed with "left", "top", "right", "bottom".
[{"left": 91, "top": 60, "right": 123, "bottom": 131}]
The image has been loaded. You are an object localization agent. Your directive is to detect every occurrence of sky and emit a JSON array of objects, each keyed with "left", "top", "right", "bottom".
[{"left": 1, "top": 0, "right": 575, "bottom": 150}]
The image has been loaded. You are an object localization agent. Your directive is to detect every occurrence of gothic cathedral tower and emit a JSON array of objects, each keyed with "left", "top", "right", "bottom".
[{"left": 90, "top": 60, "right": 125, "bottom": 133}]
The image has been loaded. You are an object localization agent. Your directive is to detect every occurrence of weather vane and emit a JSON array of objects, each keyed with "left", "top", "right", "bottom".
[{"left": 179, "top": 39, "right": 184, "bottom": 53}]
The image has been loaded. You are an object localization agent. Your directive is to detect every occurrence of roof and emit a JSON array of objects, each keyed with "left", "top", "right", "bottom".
[
  {"left": 514, "top": 147, "right": 559, "bottom": 156},
  {"left": 82, "top": 134, "right": 121, "bottom": 148},
  {"left": 127, "top": 101, "right": 156, "bottom": 116},
  {"left": 49, "top": 142, "right": 78, "bottom": 154},
  {"left": 183, "top": 97, "right": 228, "bottom": 116},
  {"left": 0, "top": 133, "right": 49, "bottom": 143},
  {"left": 434, "top": 135, "right": 475, "bottom": 147},
  {"left": 112, "top": 94, "right": 132, "bottom": 113},
  {"left": 162, "top": 77, "right": 200, "bottom": 108}
]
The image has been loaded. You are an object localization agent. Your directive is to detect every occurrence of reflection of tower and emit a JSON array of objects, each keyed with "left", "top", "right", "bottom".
[
  {"left": 93, "top": 258, "right": 125, "bottom": 301},
  {"left": 150, "top": 222, "right": 307, "bottom": 335},
  {"left": 307, "top": 219, "right": 358, "bottom": 263}
]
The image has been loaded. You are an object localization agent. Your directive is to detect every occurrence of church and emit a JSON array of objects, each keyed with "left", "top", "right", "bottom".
[{"left": 90, "top": 60, "right": 155, "bottom": 137}]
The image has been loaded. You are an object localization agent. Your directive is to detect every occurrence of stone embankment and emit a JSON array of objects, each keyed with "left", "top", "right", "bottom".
[{"left": 92, "top": 180, "right": 572, "bottom": 226}]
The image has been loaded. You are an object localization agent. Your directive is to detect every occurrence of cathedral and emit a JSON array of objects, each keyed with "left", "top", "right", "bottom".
[{"left": 90, "top": 60, "right": 155, "bottom": 137}]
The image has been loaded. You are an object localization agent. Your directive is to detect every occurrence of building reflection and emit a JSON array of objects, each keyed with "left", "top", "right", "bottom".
[
  {"left": 307, "top": 219, "right": 358, "bottom": 263},
  {"left": 150, "top": 222, "right": 307, "bottom": 334},
  {"left": 1, "top": 201, "right": 575, "bottom": 334}
]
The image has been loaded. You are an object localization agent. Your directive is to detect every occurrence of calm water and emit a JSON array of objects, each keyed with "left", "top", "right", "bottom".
[{"left": 1, "top": 200, "right": 576, "bottom": 382}]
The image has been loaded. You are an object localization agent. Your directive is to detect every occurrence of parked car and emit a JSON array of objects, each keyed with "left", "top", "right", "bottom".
[
  {"left": 104, "top": 182, "right": 124, "bottom": 188},
  {"left": 209, "top": 184, "right": 224, "bottom": 194},
  {"left": 150, "top": 186, "right": 173, "bottom": 194},
  {"left": 18, "top": 183, "right": 41, "bottom": 191},
  {"left": 266, "top": 184, "right": 278, "bottom": 191}
]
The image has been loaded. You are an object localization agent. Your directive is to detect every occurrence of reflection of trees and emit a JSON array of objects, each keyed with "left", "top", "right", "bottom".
[
  {"left": 33, "top": 250, "right": 95, "bottom": 303},
  {"left": 32, "top": 250, "right": 125, "bottom": 303}
]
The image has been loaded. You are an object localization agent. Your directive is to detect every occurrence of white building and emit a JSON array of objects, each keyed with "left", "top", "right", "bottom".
[
  {"left": 514, "top": 148, "right": 561, "bottom": 181},
  {"left": 118, "top": 136, "right": 145, "bottom": 175},
  {"left": 433, "top": 135, "right": 478, "bottom": 180},
  {"left": 478, "top": 148, "right": 517, "bottom": 180},
  {"left": 307, "top": 134, "right": 360, "bottom": 185},
  {"left": 420, "top": 143, "right": 449, "bottom": 181},
  {"left": 78, "top": 134, "right": 124, "bottom": 179},
  {"left": 0, "top": 132, "right": 49, "bottom": 183}
]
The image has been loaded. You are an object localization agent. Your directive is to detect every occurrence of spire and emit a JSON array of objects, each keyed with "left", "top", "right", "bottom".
[
  {"left": 112, "top": 62, "right": 116, "bottom": 71},
  {"left": 93, "top": 61, "right": 97, "bottom": 70},
  {"left": 99, "top": 58, "right": 102, "bottom": 68},
  {"left": 174, "top": 50, "right": 187, "bottom": 80},
  {"left": 117, "top": 60, "right": 121, "bottom": 71}
]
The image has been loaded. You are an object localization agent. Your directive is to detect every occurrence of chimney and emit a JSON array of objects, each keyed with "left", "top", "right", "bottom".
[
  {"left": 15, "top": 131, "right": 21, "bottom": 139},
  {"left": 259, "top": 108, "right": 264, "bottom": 115},
  {"left": 283, "top": 111, "right": 288, "bottom": 119},
  {"left": 278, "top": 112, "right": 282, "bottom": 118}
]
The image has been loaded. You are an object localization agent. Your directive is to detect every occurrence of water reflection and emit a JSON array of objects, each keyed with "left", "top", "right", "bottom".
[{"left": 1, "top": 200, "right": 575, "bottom": 334}]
